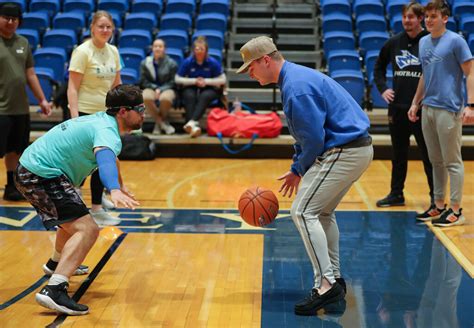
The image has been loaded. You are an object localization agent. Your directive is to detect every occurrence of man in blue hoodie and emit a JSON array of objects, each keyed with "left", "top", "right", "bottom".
[{"left": 237, "top": 36, "right": 373, "bottom": 315}]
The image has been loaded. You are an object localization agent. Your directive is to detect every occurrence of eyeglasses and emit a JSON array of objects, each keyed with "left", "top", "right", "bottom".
[
  {"left": 109, "top": 105, "right": 146, "bottom": 113},
  {"left": 1, "top": 15, "right": 19, "bottom": 23}
]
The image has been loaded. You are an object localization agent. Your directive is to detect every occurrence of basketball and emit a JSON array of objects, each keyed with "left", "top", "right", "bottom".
[{"left": 238, "top": 187, "right": 279, "bottom": 227}]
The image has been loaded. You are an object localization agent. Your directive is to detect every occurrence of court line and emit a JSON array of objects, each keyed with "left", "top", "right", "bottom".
[
  {"left": 0, "top": 276, "right": 49, "bottom": 310},
  {"left": 46, "top": 233, "right": 128, "bottom": 328}
]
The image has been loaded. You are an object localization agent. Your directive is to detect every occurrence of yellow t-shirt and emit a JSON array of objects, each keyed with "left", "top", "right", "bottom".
[{"left": 69, "top": 40, "right": 121, "bottom": 114}]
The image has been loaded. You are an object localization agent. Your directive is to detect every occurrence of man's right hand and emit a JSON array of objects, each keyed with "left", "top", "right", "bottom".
[{"left": 381, "top": 88, "right": 395, "bottom": 103}]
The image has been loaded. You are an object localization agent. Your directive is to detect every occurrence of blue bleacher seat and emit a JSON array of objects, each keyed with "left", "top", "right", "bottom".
[
  {"left": 119, "top": 47, "right": 145, "bottom": 73},
  {"left": 124, "top": 12, "right": 157, "bottom": 31},
  {"left": 192, "top": 30, "right": 224, "bottom": 51},
  {"left": 88, "top": 12, "right": 123, "bottom": 29},
  {"left": 97, "top": 0, "right": 128, "bottom": 15},
  {"left": 200, "top": 0, "right": 229, "bottom": 16},
  {"left": 356, "top": 14, "right": 387, "bottom": 33},
  {"left": 33, "top": 47, "right": 68, "bottom": 82},
  {"left": 53, "top": 12, "right": 86, "bottom": 35},
  {"left": 469, "top": 34, "right": 474, "bottom": 54},
  {"left": 119, "top": 29, "right": 152, "bottom": 50},
  {"left": 353, "top": 0, "right": 384, "bottom": 17},
  {"left": 166, "top": 47, "right": 184, "bottom": 66},
  {"left": 359, "top": 31, "right": 389, "bottom": 54},
  {"left": 370, "top": 70, "right": 393, "bottom": 109},
  {"left": 447, "top": 17, "right": 457, "bottom": 32},
  {"left": 165, "top": 0, "right": 196, "bottom": 15},
  {"left": 6, "top": 0, "right": 26, "bottom": 11},
  {"left": 321, "top": 0, "right": 351, "bottom": 17},
  {"left": 27, "top": 67, "right": 55, "bottom": 105},
  {"left": 323, "top": 31, "right": 355, "bottom": 55},
  {"left": 330, "top": 69, "right": 365, "bottom": 106},
  {"left": 63, "top": 0, "right": 95, "bottom": 16},
  {"left": 322, "top": 13, "right": 352, "bottom": 33},
  {"left": 196, "top": 13, "right": 227, "bottom": 34},
  {"left": 208, "top": 48, "right": 223, "bottom": 62},
  {"left": 22, "top": 12, "right": 50, "bottom": 34},
  {"left": 365, "top": 50, "right": 393, "bottom": 85},
  {"left": 386, "top": 0, "right": 408, "bottom": 19},
  {"left": 160, "top": 12, "right": 192, "bottom": 31},
  {"left": 121, "top": 67, "right": 138, "bottom": 84},
  {"left": 460, "top": 16, "right": 474, "bottom": 37},
  {"left": 131, "top": 0, "right": 163, "bottom": 19},
  {"left": 390, "top": 14, "right": 403, "bottom": 34},
  {"left": 157, "top": 29, "right": 189, "bottom": 52},
  {"left": 43, "top": 29, "right": 78, "bottom": 54},
  {"left": 327, "top": 50, "right": 361, "bottom": 74},
  {"left": 452, "top": 2, "right": 474, "bottom": 21},
  {"left": 17, "top": 29, "right": 40, "bottom": 51},
  {"left": 29, "top": 0, "right": 60, "bottom": 17}
]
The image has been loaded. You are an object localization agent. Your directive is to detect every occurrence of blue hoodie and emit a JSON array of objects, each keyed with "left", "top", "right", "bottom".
[{"left": 278, "top": 61, "right": 370, "bottom": 176}]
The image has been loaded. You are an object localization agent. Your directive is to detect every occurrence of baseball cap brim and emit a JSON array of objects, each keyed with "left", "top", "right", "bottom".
[{"left": 236, "top": 59, "right": 254, "bottom": 74}]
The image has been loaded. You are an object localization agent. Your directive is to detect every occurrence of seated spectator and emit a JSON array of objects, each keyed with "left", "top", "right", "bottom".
[
  {"left": 175, "top": 36, "right": 226, "bottom": 137},
  {"left": 139, "top": 38, "right": 178, "bottom": 135}
]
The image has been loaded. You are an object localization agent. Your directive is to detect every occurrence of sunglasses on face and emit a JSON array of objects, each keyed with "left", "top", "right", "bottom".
[{"left": 109, "top": 105, "right": 146, "bottom": 113}]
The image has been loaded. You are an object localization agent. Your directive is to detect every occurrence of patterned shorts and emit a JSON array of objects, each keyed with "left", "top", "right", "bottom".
[{"left": 15, "top": 164, "right": 90, "bottom": 230}]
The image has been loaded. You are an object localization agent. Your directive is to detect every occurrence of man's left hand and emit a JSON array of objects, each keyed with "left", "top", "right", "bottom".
[{"left": 462, "top": 106, "right": 474, "bottom": 124}]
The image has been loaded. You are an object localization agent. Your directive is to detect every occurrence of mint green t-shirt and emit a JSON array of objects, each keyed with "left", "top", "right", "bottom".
[{"left": 20, "top": 112, "right": 122, "bottom": 186}]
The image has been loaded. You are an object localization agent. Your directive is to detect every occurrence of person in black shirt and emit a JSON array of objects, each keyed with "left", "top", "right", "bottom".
[{"left": 374, "top": 1, "right": 433, "bottom": 210}]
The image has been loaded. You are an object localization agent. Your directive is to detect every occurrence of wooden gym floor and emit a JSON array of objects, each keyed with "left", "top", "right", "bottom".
[{"left": 0, "top": 159, "right": 472, "bottom": 327}]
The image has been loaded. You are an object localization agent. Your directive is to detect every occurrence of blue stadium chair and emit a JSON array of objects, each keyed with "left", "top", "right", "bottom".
[
  {"left": 196, "top": 13, "right": 227, "bottom": 35},
  {"left": 27, "top": 67, "right": 55, "bottom": 105},
  {"left": 323, "top": 31, "right": 355, "bottom": 55},
  {"left": 119, "top": 29, "right": 152, "bottom": 50},
  {"left": 322, "top": 13, "right": 352, "bottom": 33},
  {"left": 356, "top": 14, "right": 387, "bottom": 34},
  {"left": 327, "top": 50, "right": 361, "bottom": 74},
  {"left": 97, "top": 0, "right": 129, "bottom": 15},
  {"left": 165, "top": 0, "right": 196, "bottom": 15},
  {"left": 447, "top": 17, "right": 457, "bottom": 32},
  {"left": 386, "top": 0, "right": 407, "bottom": 19},
  {"left": 17, "top": 29, "right": 40, "bottom": 51},
  {"left": 33, "top": 47, "right": 68, "bottom": 82},
  {"left": 88, "top": 12, "right": 123, "bottom": 29},
  {"left": 193, "top": 30, "right": 224, "bottom": 51},
  {"left": 390, "top": 13, "right": 403, "bottom": 34},
  {"left": 200, "top": 0, "right": 229, "bottom": 16},
  {"left": 124, "top": 12, "right": 157, "bottom": 31},
  {"left": 365, "top": 50, "right": 392, "bottom": 84},
  {"left": 131, "top": 0, "right": 163, "bottom": 19},
  {"left": 353, "top": 0, "right": 384, "bottom": 17},
  {"left": 119, "top": 47, "right": 145, "bottom": 73},
  {"left": 469, "top": 34, "right": 474, "bottom": 54},
  {"left": 208, "top": 48, "right": 223, "bottom": 62},
  {"left": 22, "top": 12, "right": 50, "bottom": 35},
  {"left": 53, "top": 12, "right": 86, "bottom": 35},
  {"left": 43, "top": 29, "right": 78, "bottom": 54},
  {"left": 157, "top": 29, "right": 189, "bottom": 51},
  {"left": 460, "top": 16, "right": 474, "bottom": 37},
  {"left": 6, "top": 0, "right": 26, "bottom": 11},
  {"left": 29, "top": 0, "right": 60, "bottom": 17},
  {"left": 160, "top": 12, "right": 192, "bottom": 31},
  {"left": 166, "top": 47, "right": 184, "bottom": 66},
  {"left": 359, "top": 31, "right": 389, "bottom": 54},
  {"left": 121, "top": 67, "right": 139, "bottom": 84},
  {"left": 63, "top": 0, "right": 95, "bottom": 16},
  {"left": 330, "top": 69, "right": 365, "bottom": 106},
  {"left": 452, "top": 2, "right": 474, "bottom": 21},
  {"left": 370, "top": 70, "right": 393, "bottom": 109},
  {"left": 321, "top": 0, "right": 351, "bottom": 17}
]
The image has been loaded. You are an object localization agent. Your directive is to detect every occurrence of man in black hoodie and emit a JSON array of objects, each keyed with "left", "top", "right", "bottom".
[{"left": 374, "top": 1, "right": 434, "bottom": 212}]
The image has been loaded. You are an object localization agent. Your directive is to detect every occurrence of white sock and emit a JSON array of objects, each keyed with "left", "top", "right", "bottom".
[
  {"left": 48, "top": 274, "right": 68, "bottom": 286},
  {"left": 51, "top": 249, "right": 61, "bottom": 262}
]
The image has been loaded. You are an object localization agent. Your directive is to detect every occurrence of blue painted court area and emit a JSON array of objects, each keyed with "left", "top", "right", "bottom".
[{"left": 0, "top": 207, "right": 472, "bottom": 327}]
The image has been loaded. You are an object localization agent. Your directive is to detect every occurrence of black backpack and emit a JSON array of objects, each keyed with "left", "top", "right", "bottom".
[{"left": 118, "top": 134, "right": 156, "bottom": 160}]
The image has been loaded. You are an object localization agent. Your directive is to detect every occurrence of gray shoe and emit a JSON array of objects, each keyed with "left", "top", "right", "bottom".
[
  {"left": 101, "top": 194, "right": 115, "bottom": 210},
  {"left": 159, "top": 121, "right": 175, "bottom": 135},
  {"left": 90, "top": 209, "right": 120, "bottom": 226}
]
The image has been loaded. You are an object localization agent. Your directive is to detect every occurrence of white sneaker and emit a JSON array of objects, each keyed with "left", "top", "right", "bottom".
[
  {"left": 183, "top": 120, "right": 195, "bottom": 134},
  {"left": 152, "top": 124, "right": 162, "bottom": 135},
  {"left": 184, "top": 120, "right": 201, "bottom": 138},
  {"left": 159, "top": 121, "right": 175, "bottom": 135},
  {"left": 90, "top": 209, "right": 120, "bottom": 226},
  {"left": 190, "top": 124, "right": 201, "bottom": 138},
  {"left": 101, "top": 194, "right": 115, "bottom": 209}
]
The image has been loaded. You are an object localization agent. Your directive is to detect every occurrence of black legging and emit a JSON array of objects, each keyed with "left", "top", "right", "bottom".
[{"left": 181, "top": 86, "right": 220, "bottom": 122}]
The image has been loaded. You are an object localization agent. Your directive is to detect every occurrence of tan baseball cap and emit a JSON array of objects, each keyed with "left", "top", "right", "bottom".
[{"left": 236, "top": 36, "right": 277, "bottom": 74}]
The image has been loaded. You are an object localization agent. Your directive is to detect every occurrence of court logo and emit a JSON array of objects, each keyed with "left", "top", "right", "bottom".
[{"left": 396, "top": 50, "right": 421, "bottom": 69}]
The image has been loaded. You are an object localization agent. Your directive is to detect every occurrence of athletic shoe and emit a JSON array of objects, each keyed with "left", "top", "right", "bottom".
[
  {"left": 184, "top": 120, "right": 201, "bottom": 138},
  {"left": 90, "top": 209, "right": 120, "bottom": 226},
  {"left": 183, "top": 120, "right": 194, "bottom": 134},
  {"left": 159, "top": 121, "right": 175, "bottom": 135},
  {"left": 42, "top": 259, "right": 89, "bottom": 276},
  {"left": 376, "top": 194, "right": 405, "bottom": 207},
  {"left": 101, "top": 194, "right": 115, "bottom": 210},
  {"left": 432, "top": 208, "right": 465, "bottom": 227},
  {"left": 3, "top": 184, "right": 25, "bottom": 201},
  {"left": 35, "top": 282, "right": 89, "bottom": 315},
  {"left": 152, "top": 123, "right": 162, "bottom": 135},
  {"left": 294, "top": 282, "right": 345, "bottom": 316},
  {"left": 416, "top": 204, "right": 446, "bottom": 222}
]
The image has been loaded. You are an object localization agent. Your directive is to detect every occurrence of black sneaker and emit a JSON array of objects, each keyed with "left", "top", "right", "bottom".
[
  {"left": 376, "top": 194, "right": 405, "bottom": 207},
  {"left": 35, "top": 282, "right": 89, "bottom": 315},
  {"left": 432, "top": 208, "right": 465, "bottom": 227},
  {"left": 43, "top": 258, "right": 89, "bottom": 276},
  {"left": 3, "top": 184, "right": 25, "bottom": 201},
  {"left": 294, "top": 282, "right": 345, "bottom": 316},
  {"left": 416, "top": 204, "right": 446, "bottom": 222}
]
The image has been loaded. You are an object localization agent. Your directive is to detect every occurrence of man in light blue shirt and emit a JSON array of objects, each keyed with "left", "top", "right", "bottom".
[{"left": 408, "top": 0, "right": 474, "bottom": 227}]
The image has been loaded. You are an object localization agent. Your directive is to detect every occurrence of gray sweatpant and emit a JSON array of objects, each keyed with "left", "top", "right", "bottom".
[
  {"left": 291, "top": 144, "right": 373, "bottom": 288},
  {"left": 421, "top": 106, "right": 464, "bottom": 205}
]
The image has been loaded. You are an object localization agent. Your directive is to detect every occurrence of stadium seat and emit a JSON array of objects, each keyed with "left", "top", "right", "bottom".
[
  {"left": 322, "top": 13, "right": 353, "bottom": 33},
  {"left": 356, "top": 13, "right": 387, "bottom": 34},
  {"left": 330, "top": 69, "right": 365, "bottom": 106},
  {"left": 370, "top": 70, "right": 393, "bottom": 109},
  {"left": 166, "top": 47, "right": 184, "bottom": 66},
  {"left": 97, "top": 0, "right": 128, "bottom": 15},
  {"left": 119, "top": 47, "right": 146, "bottom": 73},
  {"left": 119, "top": 29, "right": 153, "bottom": 50},
  {"left": 327, "top": 50, "right": 361, "bottom": 74},
  {"left": 353, "top": 0, "right": 384, "bottom": 17},
  {"left": 42, "top": 29, "right": 78, "bottom": 54},
  {"left": 63, "top": 0, "right": 95, "bottom": 16},
  {"left": 321, "top": 0, "right": 351, "bottom": 17},
  {"left": 88, "top": 11, "right": 123, "bottom": 29},
  {"left": 165, "top": 0, "right": 196, "bottom": 15},
  {"left": 33, "top": 47, "right": 68, "bottom": 82},
  {"left": 390, "top": 14, "right": 403, "bottom": 34},
  {"left": 160, "top": 12, "right": 192, "bottom": 31},
  {"left": 22, "top": 12, "right": 50, "bottom": 35},
  {"left": 121, "top": 67, "right": 139, "bottom": 84},
  {"left": 323, "top": 31, "right": 355, "bottom": 55},
  {"left": 53, "top": 12, "right": 86, "bottom": 35},
  {"left": 365, "top": 50, "right": 393, "bottom": 85},
  {"left": 124, "top": 12, "right": 157, "bottom": 31},
  {"left": 468, "top": 34, "right": 474, "bottom": 54},
  {"left": 359, "top": 31, "right": 389, "bottom": 54},
  {"left": 193, "top": 30, "right": 224, "bottom": 51},
  {"left": 452, "top": 2, "right": 474, "bottom": 21},
  {"left": 131, "top": 0, "right": 163, "bottom": 18},
  {"left": 460, "top": 16, "right": 474, "bottom": 37},
  {"left": 386, "top": 0, "right": 407, "bottom": 19},
  {"left": 200, "top": 0, "right": 229, "bottom": 16},
  {"left": 27, "top": 67, "right": 56, "bottom": 105},
  {"left": 447, "top": 17, "right": 457, "bottom": 32},
  {"left": 17, "top": 29, "right": 40, "bottom": 51},
  {"left": 29, "top": 0, "right": 61, "bottom": 17},
  {"left": 196, "top": 13, "right": 227, "bottom": 34},
  {"left": 157, "top": 29, "right": 189, "bottom": 52},
  {"left": 208, "top": 48, "right": 223, "bottom": 62}
]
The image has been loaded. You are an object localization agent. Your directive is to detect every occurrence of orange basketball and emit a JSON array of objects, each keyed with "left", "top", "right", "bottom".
[{"left": 238, "top": 187, "right": 279, "bottom": 227}]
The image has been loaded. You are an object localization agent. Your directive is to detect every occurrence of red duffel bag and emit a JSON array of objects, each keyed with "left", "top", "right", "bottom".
[{"left": 207, "top": 107, "right": 282, "bottom": 138}]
